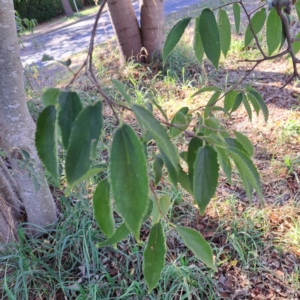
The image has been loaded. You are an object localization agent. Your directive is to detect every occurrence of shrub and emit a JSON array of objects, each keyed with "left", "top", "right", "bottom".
[{"left": 14, "top": 0, "right": 97, "bottom": 23}]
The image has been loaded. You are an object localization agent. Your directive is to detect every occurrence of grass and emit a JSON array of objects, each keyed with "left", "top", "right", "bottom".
[{"left": 2, "top": 0, "right": 300, "bottom": 299}]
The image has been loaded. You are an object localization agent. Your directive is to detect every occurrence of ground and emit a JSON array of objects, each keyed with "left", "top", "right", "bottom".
[{"left": 1, "top": 0, "right": 300, "bottom": 299}]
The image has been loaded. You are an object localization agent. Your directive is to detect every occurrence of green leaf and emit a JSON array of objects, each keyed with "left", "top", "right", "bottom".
[
  {"left": 192, "top": 86, "right": 221, "bottom": 97},
  {"left": 163, "top": 17, "right": 192, "bottom": 65},
  {"left": 194, "top": 16, "right": 204, "bottom": 65},
  {"left": 245, "top": 8, "right": 267, "bottom": 48},
  {"left": 231, "top": 92, "right": 243, "bottom": 113},
  {"left": 151, "top": 99, "right": 169, "bottom": 122},
  {"left": 187, "top": 136, "right": 203, "bottom": 189},
  {"left": 59, "top": 58, "right": 72, "bottom": 67},
  {"left": 193, "top": 145, "right": 219, "bottom": 214},
  {"left": 296, "top": 0, "right": 300, "bottom": 21},
  {"left": 246, "top": 92, "right": 260, "bottom": 116},
  {"left": 143, "top": 223, "right": 166, "bottom": 292},
  {"left": 180, "top": 151, "right": 188, "bottom": 162},
  {"left": 199, "top": 9, "right": 221, "bottom": 69},
  {"left": 225, "top": 137, "right": 248, "bottom": 155},
  {"left": 153, "top": 154, "right": 164, "bottom": 185},
  {"left": 110, "top": 124, "right": 148, "bottom": 241},
  {"left": 224, "top": 90, "right": 237, "bottom": 112},
  {"left": 204, "top": 117, "right": 230, "bottom": 138},
  {"left": 228, "top": 147, "right": 263, "bottom": 202},
  {"left": 112, "top": 79, "right": 132, "bottom": 104},
  {"left": 96, "top": 199, "right": 153, "bottom": 248},
  {"left": 132, "top": 105, "right": 179, "bottom": 171},
  {"left": 218, "top": 9, "right": 231, "bottom": 57},
  {"left": 204, "top": 90, "right": 222, "bottom": 118},
  {"left": 233, "top": 131, "right": 254, "bottom": 157},
  {"left": 176, "top": 226, "right": 215, "bottom": 269},
  {"left": 42, "top": 88, "right": 60, "bottom": 107},
  {"left": 233, "top": 3, "right": 241, "bottom": 33},
  {"left": 215, "top": 146, "right": 232, "bottom": 184},
  {"left": 248, "top": 88, "right": 268, "bottom": 121},
  {"left": 159, "top": 148, "right": 178, "bottom": 187},
  {"left": 42, "top": 54, "right": 54, "bottom": 61},
  {"left": 178, "top": 167, "right": 193, "bottom": 194},
  {"left": 152, "top": 195, "right": 171, "bottom": 224},
  {"left": 211, "top": 106, "right": 230, "bottom": 116},
  {"left": 65, "top": 101, "right": 103, "bottom": 186},
  {"left": 266, "top": 8, "right": 282, "bottom": 56},
  {"left": 65, "top": 164, "right": 107, "bottom": 192},
  {"left": 93, "top": 179, "right": 114, "bottom": 238},
  {"left": 35, "top": 106, "right": 58, "bottom": 184},
  {"left": 58, "top": 91, "right": 83, "bottom": 149},
  {"left": 292, "top": 32, "right": 300, "bottom": 55},
  {"left": 170, "top": 108, "right": 189, "bottom": 138},
  {"left": 242, "top": 97, "right": 252, "bottom": 122},
  {"left": 96, "top": 222, "right": 130, "bottom": 248}
]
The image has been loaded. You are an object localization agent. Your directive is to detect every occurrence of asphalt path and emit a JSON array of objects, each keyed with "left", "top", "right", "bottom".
[{"left": 20, "top": 0, "right": 202, "bottom": 67}]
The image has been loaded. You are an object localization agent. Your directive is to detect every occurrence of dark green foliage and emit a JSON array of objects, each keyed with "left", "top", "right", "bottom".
[{"left": 14, "top": 0, "right": 96, "bottom": 23}]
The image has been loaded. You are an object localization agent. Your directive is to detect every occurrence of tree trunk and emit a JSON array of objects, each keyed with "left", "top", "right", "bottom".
[
  {"left": 140, "top": 0, "right": 164, "bottom": 62},
  {"left": 0, "top": 0, "right": 57, "bottom": 244},
  {"left": 107, "top": 0, "right": 143, "bottom": 64},
  {"left": 61, "top": 0, "right": 74, "bottom": 17}
]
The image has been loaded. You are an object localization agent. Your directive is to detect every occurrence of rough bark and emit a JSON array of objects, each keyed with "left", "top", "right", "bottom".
[
  {"left": 107, "top": 0, "right": 143, "bottom": 64},
  {"left": 0, "top": 0, "right": 57, "bottom": 244},
  {"left": 140, "top": 0, "right": 164, "bottom": 62},
  {"left": 61, "top": 0, "right": 74, "bottom": 17}
]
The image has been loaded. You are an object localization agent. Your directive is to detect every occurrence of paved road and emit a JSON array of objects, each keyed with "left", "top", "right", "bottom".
[{"left": 20, "top": 0, "right": 202, "bottom": 67}]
